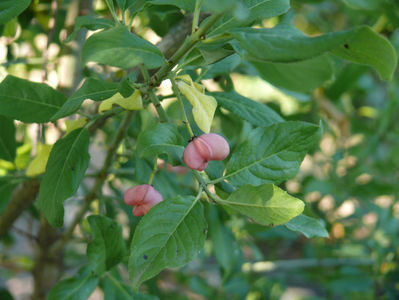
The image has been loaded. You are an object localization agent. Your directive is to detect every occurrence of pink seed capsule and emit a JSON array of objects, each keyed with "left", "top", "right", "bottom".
[
  {"left": 123, "top": 184, "right": 163, "bottom": 216},
  {"left": 183, "top": 133, "right": 230, "bottom": 171},
  {"left": 199, "top": 133, "right": 230, "bottom": 161}
]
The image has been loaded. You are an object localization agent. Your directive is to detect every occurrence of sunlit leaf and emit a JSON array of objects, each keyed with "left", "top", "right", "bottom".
[
  {"left": 176, "top": 78, "right": 217, "bottom": 133},
  {"left": 65, "top": 118, "right": 88, "bottom": 135},
  {"left": 26, "top": 144, "right": 53, "bottom": 177},
  {"left": 99, "top": 90, "right": 142, "bottom": 113},
  {"left": 216, "top": 184, "right": 304, "bottom": 226}
]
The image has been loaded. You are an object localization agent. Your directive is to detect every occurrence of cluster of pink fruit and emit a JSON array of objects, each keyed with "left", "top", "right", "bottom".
[{"left": 123, "top": 133, "right": 229, "bottom": 216}]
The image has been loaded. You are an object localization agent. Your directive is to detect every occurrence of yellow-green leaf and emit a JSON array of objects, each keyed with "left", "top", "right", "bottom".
[
  {"left": 99, "top": 90, "right": 142, "bottom": 113},
  {"left": 65, "top": 117, "right": 88, "bottom": 135},
  {"left": 26, "top": 144, "right": 53, "bottom": 177},
  {"left": 176, "top": 79, "right": 217, "bottom": 133}
]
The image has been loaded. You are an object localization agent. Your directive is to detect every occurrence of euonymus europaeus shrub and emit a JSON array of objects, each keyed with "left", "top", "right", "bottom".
[{"left": 0, "top": 0, "right": 397, "bottom": 299}]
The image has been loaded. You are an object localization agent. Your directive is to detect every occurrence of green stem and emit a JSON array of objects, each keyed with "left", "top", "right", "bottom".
[
  {"left": 121, "top": 9, "right": 126, "bottom": 25},
  {"left": 192, "top": 170, "right": 219, "bottom": 203},
  {"left": 148, "top": 155, "right": 158, "bottom": 185},
  {"left": 194, "top": 186, "right": 203, "bottom": 202},
  {"left": 106, "top": 0, "right": 121, "bottom": 25},
  {"left": 140, "top": 64, "right": 169, "bottom": 122},
  {"left": 195, "top": 68, "right": 209, "bottom": 82},
  {"left": 170, "top": 77, "right": 194, "bottom": 137},
  {"left": 192, "top": 0, "right": 203, "bottom": 34},
  {"left": 127, "top": 11, "right": 135, "bottom": 30},
  {"left": 207, "top": 176, "right": 226, "bottom": 185},
  {"left": 76, "top": 111, "right": 91, "bottom": 119},
  {"left": 151, "top": 13, "right": 223, "bottom": 87},
  {"left": 202, "top": 33, "right": 231, "bottom": 43},
  {"left": 139, "top": 64, "right": 150, "bottom": 82},
  {"left": 149, "top": 90, "right": 169, "bottom": 122}
]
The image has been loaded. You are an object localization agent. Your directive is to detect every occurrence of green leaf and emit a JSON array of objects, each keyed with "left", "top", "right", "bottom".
[
  {"left": 203, "top": 0, "right": 241, "bottom": 13},
  {"left": 103, "top": 272, "right": 159, "bottom": 300},
  {"left": 0, "top": 288, "right": 14, "bottom": 300},
  {"left": 225, "top": 121, "right": 321, "bottom": 187},
  {"left": 82, "top": 26, "right": 165, "bottom": 69},
  {"left": 51, "top": 78, "right": 119, "bottom": 120},
  {"left": 285, "top": 214, "right": 329, "bottom": 238},
  {"left": 0, "top": 75, "right": 66, "bottom": 123},
  {"left": 26, "top": 144, "right": 53, "bottom": 177},
  {"left": 342, "top": 0, "right": 380, "bottom": 10},
  {"left": 65, "top": 16, "right": 114, "bottom": 43},
  {"left": 47, "top": 267, "right": 98, "bottom": 300},
  {"left": 331, "top": 26, "right": 397, "bottom": 80},
  {"left": 87, "top": 215, "right": 127, "bottom": 275},
  {"left": 325, "top": 64, "right": 369, "bottom": 101},
  {"left": 136, "top": 123, "right": 184, "bottom": 165},
  {"left": 0, "top": 0, "right": 31, "bottom": 25},
  {"left": 231, "top": 23, "right": 397, "bottom": 80},
  {"left": 37, "top": 128, "right": 90, "bottom": 227},
  {"left": 98, "top": 90, "right": 142, "bottom": 113},
  {"left": 129, "top": 196, "right": 207, "bottom": 289},
  {"left": 212, "top": 91, "right": 283, "bottom": 126},
  {"left": 209, "top": 0, "right": 291, "bottom": 35},
  {"left": 201, "top": 54, "right": 241, "bottom": 79},
  {"left": 148, "top": 0, "right": 195, "bottom": 11},
  {"left": 251, "top": 54, "right": 335, "bottom": 92},
  {"left": 208, "top": 206, "right": 241, "bottom": 274},
  {"left": 0, "top": 116, "right": 16, "bottom": 162},
  {"left": 216, "top": 184, "right": 304, "bottom": 226}
]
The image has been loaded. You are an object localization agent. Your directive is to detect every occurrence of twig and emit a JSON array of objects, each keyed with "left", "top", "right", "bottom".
[
  {"left": 12, "top": 226, "right": 39, "bottom": 242},
  {"left": 242, "top": 258, "right": 376, "bottom": 274},
  {"left": 0, "top": 180, "right": 41, "bottom": 238}
]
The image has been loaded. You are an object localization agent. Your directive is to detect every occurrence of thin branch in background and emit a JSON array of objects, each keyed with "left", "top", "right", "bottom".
[
  {"left": 0, "top": 180, "right": 41, "bottom": 238},
  {"left": 242, "top": 258, "right": 376, "bottom": 274},
  {"left": 42, "top": 0, "right": 59, "bottom": 83},
  {"left": 50, "top": 110, "right": 135, "bottom": 255},
  {"left": 11, "top": 226, "right": 39, "bottom": 243}
]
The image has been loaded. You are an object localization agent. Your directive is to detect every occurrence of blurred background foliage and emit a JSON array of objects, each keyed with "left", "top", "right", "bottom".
[{"left": 0, "top": 0, "right": 398, "bottom": 299}]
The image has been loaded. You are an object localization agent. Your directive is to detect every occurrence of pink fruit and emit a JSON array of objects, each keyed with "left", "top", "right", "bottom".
[
  {"left": 123, "top": 184, "right": 163, "bottom": 216},
  {"left": 200, "top": 133, "right": 230, "bottom": 161},
  {"left": 183, "top": 133, "right": 230, "bottom": 171}
]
